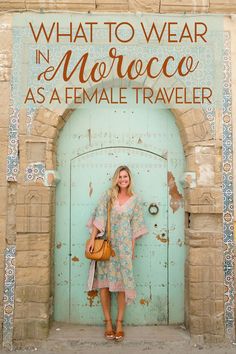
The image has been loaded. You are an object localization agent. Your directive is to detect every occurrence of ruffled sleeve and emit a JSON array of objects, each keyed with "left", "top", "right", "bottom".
[
  {"left": 131, "top": 197, "right": 148, "bottom": 240},
  {"left": 86, "top": 191, "right": 109, "bottom": 238}
]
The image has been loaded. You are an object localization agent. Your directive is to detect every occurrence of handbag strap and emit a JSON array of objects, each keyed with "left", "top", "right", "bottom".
[{"left": 106, "top": 199, "right": 111, "bottom": 242}]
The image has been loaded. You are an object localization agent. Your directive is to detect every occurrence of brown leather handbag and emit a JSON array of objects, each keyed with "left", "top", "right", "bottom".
[{"left": 85, "top": 200, "right": 114, "bottom": 261}]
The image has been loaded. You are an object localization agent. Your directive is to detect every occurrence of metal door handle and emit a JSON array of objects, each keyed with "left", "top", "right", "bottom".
[{"left": 148, "top": 203, "right": 159, "bottom": 215}]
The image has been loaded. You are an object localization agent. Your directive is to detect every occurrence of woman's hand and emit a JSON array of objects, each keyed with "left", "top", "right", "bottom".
[
  {"left": 87, "top": 238, "right": 95, "bottom": 253},
  {"left": 86, "top": 225, "right": 99, "bottom": 253},
  {"left": 132, "top": 239, "right": 135, "bottom": 260}
]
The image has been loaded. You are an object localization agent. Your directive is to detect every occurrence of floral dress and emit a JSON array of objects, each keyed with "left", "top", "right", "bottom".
[{"left": 87, "top": 191, "right": 148, "bottom": 304}]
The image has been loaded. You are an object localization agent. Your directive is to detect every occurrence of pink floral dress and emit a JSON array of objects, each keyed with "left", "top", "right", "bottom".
[{"left": 87, "top": 190, "right": 148, "bottom": 304}]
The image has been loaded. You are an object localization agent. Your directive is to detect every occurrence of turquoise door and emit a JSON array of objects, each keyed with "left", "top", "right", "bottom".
[{"left": 54, "top": 89, "right": 185, "bottom": 325}]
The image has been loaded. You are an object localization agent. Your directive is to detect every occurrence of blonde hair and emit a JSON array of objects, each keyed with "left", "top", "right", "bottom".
[{"left": 109, "top": 166, "right": 134, "bottom": 206}]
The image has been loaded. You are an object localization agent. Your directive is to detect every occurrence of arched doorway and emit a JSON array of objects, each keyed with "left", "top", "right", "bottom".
[{"left": 54, "top": 89, "right": 185, "bottom": 325}]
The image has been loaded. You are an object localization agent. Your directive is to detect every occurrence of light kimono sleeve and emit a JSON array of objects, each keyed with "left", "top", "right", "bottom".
[
  {"left": 86, "top": 191, "right": 109, "bottom": 238},
  {"left": 131, "top": 197, "right": 149, "bottom": 240}
]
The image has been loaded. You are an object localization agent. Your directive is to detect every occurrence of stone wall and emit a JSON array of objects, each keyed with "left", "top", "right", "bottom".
[
  {"left": 0, "top": 14, "right": 12, "bottom": 342},
  {"left": 1, "top": 0, "right": 236, "bottom": 13},
  {"left": 0, "top": 1, "right": 235, "bottom": 347}
]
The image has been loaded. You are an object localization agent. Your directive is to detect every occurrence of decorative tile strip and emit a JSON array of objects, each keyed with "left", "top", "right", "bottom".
[
  {"left": 223, "top": 31, "right": 235, "bottom": 341},
  {"left": 2, "top": 246, "right": 16, "bottom": 351},
  {"left": 202, "top": 105, "right": 215, "bottom": 137},
  {"left": 7, "top": 96, "right": 19, "bottom": 181},
  {"left": 25, "top": 162, "right": 46, "bottom": 183},
  {"left": 26, "top": 108, "right": 37, "bottom": 135}
]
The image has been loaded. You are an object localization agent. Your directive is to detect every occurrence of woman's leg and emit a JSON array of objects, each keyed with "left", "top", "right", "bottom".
[
  {"left": 116, "top": 291, "right": 126, "bottom": 332},
  {"left": 100, "top": 288, "right": 112, "bottom": 331}
]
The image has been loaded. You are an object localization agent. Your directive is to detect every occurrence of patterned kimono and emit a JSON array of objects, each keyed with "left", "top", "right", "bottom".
[{"left": 87, "top": 190, "right": 148, "bottom": 304}]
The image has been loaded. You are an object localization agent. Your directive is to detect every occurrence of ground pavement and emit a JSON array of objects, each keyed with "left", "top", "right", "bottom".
[{"left": 2, "top": 323, "right": 236, "bottom": 354}]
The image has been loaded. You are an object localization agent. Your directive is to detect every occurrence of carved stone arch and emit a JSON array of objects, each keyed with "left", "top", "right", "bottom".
[{"left": 26, "top": 84, "right": 223, "bottom": 341}]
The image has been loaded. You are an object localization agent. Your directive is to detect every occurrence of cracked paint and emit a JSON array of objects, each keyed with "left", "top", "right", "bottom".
[
  {"left": 89, "top": 182, "right": 93, "bottom": 197},
  {"left": 177, "top": 238, "right": 183, "bottom": 247},
  {"left": 88, "top": 128, "right": 92, "bottom": 146},
  {"left": 87, "top": 290, "right": 98, "bottom": 307},
  {"left": 156, "top": 234, "right": 169, "bottom": 243},
  {"left": 56, "top": 242, "right": 62, "bottom": 249},
  {"left": 72, "top": 256, "right": 79, "bottom": 262},
  {"left": 167, "top": 171, "right": 183, "bottom": 213},
  {"left": 140, "top": 298, "right": 150, "bottom": 306}
]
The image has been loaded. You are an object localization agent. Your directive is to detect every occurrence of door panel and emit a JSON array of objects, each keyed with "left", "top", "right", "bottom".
[
  {"left": 54, "top": 91, "right": 185, "bottom": 324},
  {"left": 69, "top": 147, "right": 167, "bottom": 324}
]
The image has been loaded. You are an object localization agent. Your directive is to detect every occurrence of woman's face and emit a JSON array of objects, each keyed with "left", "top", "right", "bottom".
[{"left": 117, "top": 170, "right": 130, "bottom": 190}]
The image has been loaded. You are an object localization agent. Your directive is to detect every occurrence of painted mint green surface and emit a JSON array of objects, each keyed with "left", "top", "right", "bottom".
[{"left": 54, "top": 89, "right": 185, "bottom": 325}]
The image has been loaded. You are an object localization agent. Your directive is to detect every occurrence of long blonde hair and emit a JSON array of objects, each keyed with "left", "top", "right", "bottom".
[{"left": 109, "top": 166, "right": 134, "bottom": 206}]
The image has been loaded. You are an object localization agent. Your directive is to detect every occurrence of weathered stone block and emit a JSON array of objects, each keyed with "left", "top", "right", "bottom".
[
  {"left": 26, "top": 0, "right": 96, "bottom": 11},
  {"left": 189, "top": 248, "right": 216, "bottom": 266},
  {"left": 15, "top": 302, "right": 49, "bottom": 319},
  {"left": 16, "top": 234, "right": 50, "bottom": 252},
  {"left": 26, "top": 141, "right": 46, "bottom": 163},
  {"left": 0, "top": 217, "right": 6, "bottom": 253},
  {"left": 215, "top": 267, "right": 224, "bottom": 282},
  {"left": 181, "top": 121, "right": 212, "bottom": 146},
  {"left": 214, "top": 172, "right": 222, "bottom": 186},
  {"left": 215, "top": 283, "right": 224, "bottom": 300},
  {"left": 0, "top": 14, "right": 12, "bottom": 30},
  {"left": 160, "top": 0, "right": 209, "bottom": 12},
  {"left": 45, "top": 150, "right": 56, "bottom": 170},
  {"left": 0, "top": 305, "right": 3, "bottom": 319},
  {"left": 35, "top": 109, "right": 60, "bottom": 128},
  {"left": 0, "top": 187, "right": 7, "bottom": 216},
  {"left": 0, "top": 82, "right": 10, "bottom": 118},
  {"left": 31, "top": 121, "right": 57, "bottom": 140},
  {"left": 189, "top": 315, "right": 204, "bottom": 334},
  {"left": 15, "top": 285, "right": 50, "bottom": 303},
  {"left": 17, "top": 186, "right": 53, "bottom": 204},
  {"left": 16, "top": 204, "right": 25, "bottom": 217},
  {"left": 0, "top": 29, "right": 12, "bottom": 51},
  {"left": 0, "top": 50, "right": 12, "bottom": 67},
  {"left": 189, "top": 299, "right": 217, "bottom": 317},
  {"left": 0, "top": 66, "right": 11, "bottom": 81},
  {"left": 209, "top": 0, "right": 236, "bottom": 12},
  {"left": 0, "top": 127, "right": 9, "bottom": 143},
  {"left": 204, "top": 314, "right": 224, "bottom": 335},
  {"left": 41, "top": 204, "right": 53, "bottom": 217},
  {"left": 176, "top": 109, "right": 206, "bottom": 130},
  {"left": 161, "top": 0, "right": 208, "bottom": 4},
  {"left": 189, "top": 282, "right": 212, "bottom": 300},
  {"left": 17, "top": 204, "right": 53, "bottom": 218},
  {"left": 0, "top": 1, "right": 26, "bottom": 10},
  {"left": 215, "top": 300, "right": 224, "bottom": 315},
  {"left": 186, "top": 230, "right": 223, "bottom": 248},
  {"left": 95, "top": 0, "right": 128, "bottom": 11},
  {"left": 16, "top": 250, "right": 50, "bottom": 267},
  {"left": 188, "top": 265, "right": 223, "bottom": 282},
  {"left": 16, "top": 216, "right": 50, "bottom": 233},
  {"left": 203, "top": 333, "right": 225, "bottom": 343},
  {"left": 129, "top": 0, "right": 160, "bottom": 11},
  {"left": 0, "top": 115, "right": 10, "bottom": 135},
  {"left": 13, "top": 319, "right": 49, "bottom": 340},
  {"left": 16, "top": 267, "right": 50, "bottom": 286},
  {"left": 189, "top": 213, "right": 222, "bottom": 231}
]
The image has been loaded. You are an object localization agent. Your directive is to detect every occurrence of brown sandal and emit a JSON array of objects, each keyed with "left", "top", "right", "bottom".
[
  {"left": 115, "top": 320, "right": 124, "bottom": 341},
  {"left": 104, "top": 319, "right": 115, "bottom": 340}
]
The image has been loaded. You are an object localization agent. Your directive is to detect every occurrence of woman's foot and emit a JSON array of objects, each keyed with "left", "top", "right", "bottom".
[
  {"left": 115, "top": 320, "right": 124, "bottom": 341},
  {"left": 104, "top": 319, "right": 115, "bottom": 340}
]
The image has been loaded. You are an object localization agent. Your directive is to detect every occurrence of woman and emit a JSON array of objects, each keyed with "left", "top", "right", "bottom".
[{"left": 86, "top": 166, "right": 148, "bottom": 341}]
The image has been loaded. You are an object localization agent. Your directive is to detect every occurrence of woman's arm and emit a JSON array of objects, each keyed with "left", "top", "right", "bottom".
[
  {"left": 86, "top": 225, "right": 99, "bottom": 253},
  {"left": 132, "top": 239, "right": 135, "bottom": 259}
]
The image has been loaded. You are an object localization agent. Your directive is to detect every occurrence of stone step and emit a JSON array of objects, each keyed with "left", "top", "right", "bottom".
[{"left": 39, "top": 322, "right": 190, "bottom": 351}]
